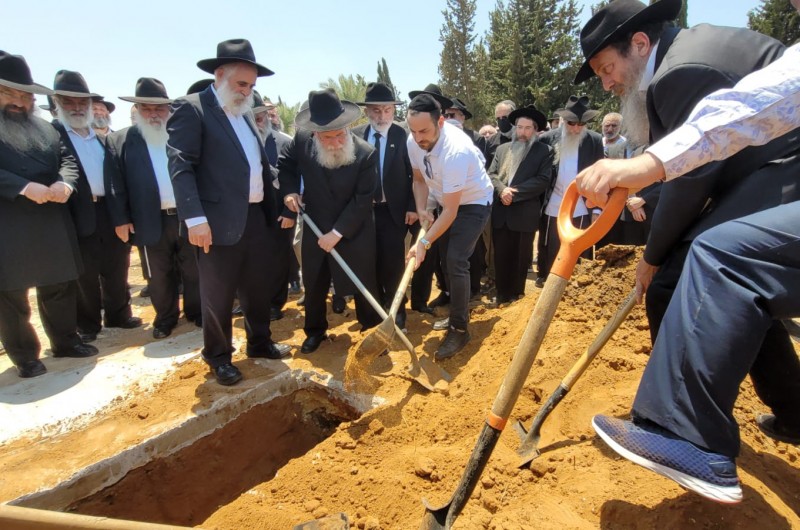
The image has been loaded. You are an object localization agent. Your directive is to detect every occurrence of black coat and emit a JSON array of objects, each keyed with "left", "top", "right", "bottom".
[
  {"left": 278, "top": 130, "right": 378, "bottom": 293},
  {"left": 489, "top": 140, "right": 553, "bottom": 233},
  {"left": 167, "top": 86, "right": 278, "bottom": 246},
  {"left": 351, "top": 123, "right": 415, "bottom": 228},
  {"left": 104, "top": 126, "right": 169, "bottom": 246},
  {"left": 643, "top": 25, "right": 800, "bottom": 266},
  {"left": 0, "top": 117, "right": 81, "bottom": 290},
  {"left": 539, "top": 128, "right": 605, "bottom": 214}
]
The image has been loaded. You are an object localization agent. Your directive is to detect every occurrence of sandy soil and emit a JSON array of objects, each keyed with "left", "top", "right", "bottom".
[{"left": 2, "top": 246, "right": 799, "bottom": 529}]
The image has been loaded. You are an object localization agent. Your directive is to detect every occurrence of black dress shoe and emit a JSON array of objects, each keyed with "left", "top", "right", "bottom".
[
  {"left": 534, "top": 277, "right": 545, "bottom": 289},
  {"left": 331, "top": 295, "right": 346, "bottom": 314},
  {"left": 435, "top": 327, "right": 471, "bottom": 360},
  {"left": 301, "top": 334, "right": 327, "bottom": 354},
  {"left": 411, "top": 303, "right": 435, "bottom": 315},
  {"left": 429, "top": 292, "right": 450, "bottom": 308},
  {"left": 139, "top": 285, "right": 150, "bottom": 298},
  {"left": 756, "top": 414, "right": 800, "bottom": 444},
  {"left": 17, "top": 359, "right": 47, "bottom": 378},
  {"left": 248, "top": 341, "right": 291, "bottom": 360},
  {"left": 78, "top": 331, "right": 98, "bottom": 343},
  {"left": 53, "top": 343, "right": 99, "bottom": 358},
  {"left": 270, "top": 307, "right": 283, "bottom": 321},
  {"left": 106, "top": 316, "right": 143, "bottom": 329},
  {"left": 212, "top": 363, "right": 242, "bottom": 386},
  {"left": 152, "top": 325, "right": 173, "bottom": 339}
]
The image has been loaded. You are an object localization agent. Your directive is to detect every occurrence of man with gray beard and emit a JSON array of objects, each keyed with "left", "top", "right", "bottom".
[
  {"left": 105, "top": 78, "right": 201, "bottom": 340},
  {"left": 536, "top": 96, "right": 604, "bottom": 285},
  {"left": 0, "top": 51, "right": 96, "bottom": 378},
  {"left": 279, "top": 89, "right": 381, "bottom": 354},
  {"left": 168, "top": 39, "right": 290, "bottom": 386},
  {"left": 488, "top": 105, "right": 552, "bottom": 304}
]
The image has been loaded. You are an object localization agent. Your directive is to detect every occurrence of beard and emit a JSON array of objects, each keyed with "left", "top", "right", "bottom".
[
  {"left": 217, "top": 82, "right": 253, "bottom": 117},
  {"left": 56, "top": 103, "right": 92, "bottom": 130},
  {"left": 500, "top": 135, "right": 533, "bottom": 181},
  {"left": 92, "top": 115, "right": 111, "bottom": 129},
  {"left": 560, "top": 124, "right": 588, "bottom": 156},
  {"left": 134, "top": 112, "right": 169, "bottom": 147},
  {"left": 617, "top": 59, "right": 650, "bottom": 148},
  {"left": 0, "top": 105, "right": 52, "bottom": 153},
  {"left": 312, "top": 132, "right": 357, "bottom": 169},
  {"left": 368, "top": 117, "right": 391, "bottom": 136},
  {"left": 255, "top": 113, "right": 273, "bottom": 141}
]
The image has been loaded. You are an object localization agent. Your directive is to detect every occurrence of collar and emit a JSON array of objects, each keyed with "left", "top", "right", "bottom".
[
  {"left": 428, "top": 122, "right": 451, "bottom": 158},
  {"left": 639, "top": 41, "right": 659, "bottom": 92},
  {"left": 63, "top": 119, "right": 96, "bottom": 140}
]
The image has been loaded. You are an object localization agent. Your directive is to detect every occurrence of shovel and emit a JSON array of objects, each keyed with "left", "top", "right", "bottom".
[
  {"left": 300, "top": 208, "right": 450, "bottom": 392},
  {"left": 514, "top": 289, "right": 637, "bottom": 467},
  {"left": 418, "top": 182, "right": 627, "bottom": 530}
]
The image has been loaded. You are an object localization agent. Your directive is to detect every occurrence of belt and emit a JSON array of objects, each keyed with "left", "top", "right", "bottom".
[
  {"left": 92, "top": 195, "right": 104, "bottom": 203},
  {"left": 162, "top": 207, "right": 178, "bottom": 216}
]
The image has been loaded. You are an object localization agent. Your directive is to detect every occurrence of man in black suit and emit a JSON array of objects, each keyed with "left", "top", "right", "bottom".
[
  {"left": 105, "top": 78, "right": 201, "bottom": 340},
  {"left": 352, "top": 82, "right": 417, "bottom": 330},
  {"left": 279, "top": 89, "right": 381, "bottom": 354},
  {"left": 168, "top": 39, "right": 290, "bottom": 386},
  {"left": 537, "top": 96, "right": 604, "bottom": 283},
  {"left": 0, "top": 51, "right": 97, "bottom": 377},
  {"left": 488, "top": 105, "right": 553, "bottom": 304},
  {"left": 51, "top": 70, "right": 142, "bottom": 342}
]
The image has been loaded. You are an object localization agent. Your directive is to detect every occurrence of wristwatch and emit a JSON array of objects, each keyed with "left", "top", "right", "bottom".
[{"left": 419, "top": 237, "right": 432, "bottom": 250}]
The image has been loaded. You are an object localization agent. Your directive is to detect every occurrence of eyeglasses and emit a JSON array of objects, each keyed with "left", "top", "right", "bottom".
[
  {"left": 567, "top": 120, "right": 586, "bottom": 127},
  {"left": 423, "top": 154, "right": 433, "bottom": 180}
]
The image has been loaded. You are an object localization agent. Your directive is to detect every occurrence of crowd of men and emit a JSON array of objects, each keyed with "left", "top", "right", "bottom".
[{"left": 1, "top": 0, "right": 798, "bottom": 507}]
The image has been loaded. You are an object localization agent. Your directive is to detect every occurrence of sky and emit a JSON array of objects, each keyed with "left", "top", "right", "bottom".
[{"left": 7, "top": 0, "right": 763, "bottom": 123}]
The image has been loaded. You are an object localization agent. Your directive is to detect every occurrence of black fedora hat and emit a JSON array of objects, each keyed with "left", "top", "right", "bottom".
[
  {"left": 356, "top": 82, "right": 402, "bottom": 106},
  {"left": 252, "top": 89, "right": 269, "bottom": 114},
  {"left": 449, "top": 97, "right": 473, "bottom": 120},
  {"left": 96, "top": 99, "right": 116, "bottom": 113},
  {"left": 197, "top": 39, "right": 274, "bottom": 77},
  {"left": 0, "top": 51, "right": 52, "bottom": 95},
  {"left": 119, "top": 77, "right": 172, "bottom": 105},
  {"left": 52, "top": 70, "right": 101, "bottom": 98},
  {"left": 508, "top": 104, "right": 547, "bottom": 131},
  {"left": 408, "top": 83, "right": 452, "bottom": 110},
  {"left": 294, "top": 89, "right": 362, "bottom": 132},
  {"left": 555, "top": 95, "right": 600, "bottom": 123},
  {"left": 186, "top": 79, "right": 214, "bottom": 95},
  {"left": 574, "top": 0, "right": 681, "bottom": 84},
  {"left": 39, "top": 95, "right": 56, "bottom": 111}
]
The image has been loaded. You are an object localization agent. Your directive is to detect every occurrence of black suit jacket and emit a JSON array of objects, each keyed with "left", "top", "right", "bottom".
[
  {"left": 104, "top": 126, "right": 170, "bottom": 246},
  {"left": 0, "top": 118, "right": 81, "bottom": 290},
  {"left": 351, "top": 123, "right": 415, "bottom": 227},
  {"left": 167, "top": 86, "right": 278, "bottom": 246},
  {"left": 539, "top": 128, "right": 605, "bottom": 213},
  {"left": 489, "top": 140, "right": 553, "bottom": 232},
  {"left": 643, "top": 24, "right": 799, "bottom": 265}
]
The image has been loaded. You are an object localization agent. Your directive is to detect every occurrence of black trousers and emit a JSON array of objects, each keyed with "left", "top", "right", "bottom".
[
  {"left": 374, "top": 204, "right": 407, "bottom": 317},
  {"left": 76, "top": 199, "right": 133, "bottom": 333},
  {"left": 196, "top": 204, "right": 285, "bottom": 368},
  {"left": 142, "top": 213, "right": 201, "bottom": 329},
  {"left": 0, "top": 281, "right": 81, "bottom": 366},
  {"left": 493, "top": 226, "right": 534, "bottom": 301},
  {"left": 270, "top": 224, "right": 295, "bottom": 311}
]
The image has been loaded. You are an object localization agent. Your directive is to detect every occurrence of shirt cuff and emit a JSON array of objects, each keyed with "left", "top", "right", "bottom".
[
  {"left": 19, "top": 183, "right": 30, "bottom": 196},
  {"left": 185, "top": 216, "right": 208, "bottom": 228},
  {"left": 332, "top": 228, "right": 343, "bottom": 238},
  {"left": 646, "top": 123, "right": 704, "bottom": 181}
]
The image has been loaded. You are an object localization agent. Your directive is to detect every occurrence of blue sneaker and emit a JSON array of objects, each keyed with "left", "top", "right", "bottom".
[{"left": 592, "top": 415, "right": 742, "bottom": 504}]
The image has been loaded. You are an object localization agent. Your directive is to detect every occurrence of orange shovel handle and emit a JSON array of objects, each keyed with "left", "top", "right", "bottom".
[{"left": 551, "top": 182, "right": 628, "bottom": 279}]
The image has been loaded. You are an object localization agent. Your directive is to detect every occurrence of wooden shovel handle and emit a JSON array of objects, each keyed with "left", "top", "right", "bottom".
[{"left": 388, "top": 225, "right": 426, "bottom": 319}]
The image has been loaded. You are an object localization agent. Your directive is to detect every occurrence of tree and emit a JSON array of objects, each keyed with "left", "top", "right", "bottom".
[
  {"left": 275, "top": 97, "right": 300, "bottom": 136},
  {"left": 377, "top": 58, "right": 405, "bottom": 120},
  {"left": 319, "top": 74, "right": 368, "bottom": 103},
  {"left": 748, "top": 0, "right": 800, "bottom": 45}
]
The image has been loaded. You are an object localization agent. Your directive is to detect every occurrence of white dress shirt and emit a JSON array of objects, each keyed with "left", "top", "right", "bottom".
[
  {"left": 64, "top": 122, "right": 105, "bottom": 197},
  {"left": 145, "top": 141, "right": 176, "bottom": 209},
  {"left": 545, "top": 145, "right": 587, "bottom": 218}
]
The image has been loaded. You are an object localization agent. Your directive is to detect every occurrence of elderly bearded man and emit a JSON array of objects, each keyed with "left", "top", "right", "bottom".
[
  {"left": 91, "top": 99, "right": 114, "bottom": 137},
  {"left": 0, "top": 51, "right": 97, "bottom": 378},
  {"left": 105, "top": 78, "right": 201, "bottom": 340},
  {"left": 279, "top": 89, "right": 381, "bottom": 354},
  {"left": 488, "top": 105, "right": 552, "bottom": 305},
  {"left": 168, "top": 39, "right": 290, "bottom": 386}
]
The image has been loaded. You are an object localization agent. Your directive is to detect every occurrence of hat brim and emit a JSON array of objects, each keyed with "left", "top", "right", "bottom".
[
  {"left": 52, "top": 90, "right": 102, "bottom": 98},
  {"left": 574, "top": 0, "right": 682, "bottom": 84},
  {"left": 197, "top": 58, "right": 274, "bottom": 77},
  {"left": 408, "top": 90, "right": 452, "bottom": 110},
  {"left": 295, "top": 100, "right": 362, "bottom": 132},
  {"left": 0, "top": 79, "right": 53, "bottom": 95},
  {"left": 558, "top": 109, "right": 601, "bottom": 123},
  {"left": 252, "top": 106, "right": 269, "bottom": 114},
  {"left": 508, "top": 108, "right": 547, "bottom": 131},
  {"left": 355, "top": 99, "right": 404, "bottom": 106},
  {"left": 119, "top": 96, "right": 173, "bottom": 105}
]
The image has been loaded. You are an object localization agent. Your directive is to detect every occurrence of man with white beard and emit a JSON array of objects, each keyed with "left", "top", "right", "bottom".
[
  {"left": 52, "top": 70, "right": 142, "bottom": 343},
  {"left": 487, "top": 105, "right": 552, "bottom": 304},
  {"left": 105, "top": 78, "right": 201, "bottom": 339},
  {"left": 279, "top": 89, "right": 381, "bottom": 354},
  {"left": 0, "top": 51, "right": 97, "bottom": 378},
  {"left": 91, "top": 99, "right": 114, "bottom": 137},
  {"left": 536, "top": 95, "right": 604, "bottom": 286},
  {"left": 168, "top": 39, "right": 290, "bottom": 386}
]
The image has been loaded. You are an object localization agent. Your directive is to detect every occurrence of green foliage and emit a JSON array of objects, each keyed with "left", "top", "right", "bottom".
[
  {"left": 377, "top": 57, "right": 406, "bottom": 120},
  {"left": 275, "top": 97, "right": 300, "bottom": 136},
  {"left": 748, "top": 0, "right": 800, "bottom": 45},
  {"left": 319, "top": 74, "right": 368, "bottom": 103}
]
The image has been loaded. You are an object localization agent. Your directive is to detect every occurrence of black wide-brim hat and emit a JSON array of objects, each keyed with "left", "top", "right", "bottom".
[
  {"left": 508, "top": 104, "right": 547, "bottom": 131},
  {"left": 408, "top": 83, "right": 452, "bottom": 110},
  {"left": 449, "top": 97, "right": 473, "bottom": 120},
  {"left": 197, "top": 39, "right": 274, "bottom": 77},
  {"left": 295, "top": 89, "right": 362, "bottom": 132},
  {"left": 96, "top": 99, "right": 116, "bottom": 113},
  {"left": 575, "top": 0, "right": 681, "bottom": 84},
  {"left": 252, "top": 89, "right": 269, "bottom": 114},
  {"left": 186, "top": 79, "right": 214, "bottom": 95},
  {"left": 52, "top": 70, "right": 101, "bottom": 98},
  {"left": 0, "top": 50, "right": 53, "bottom": 95},
  {"left": 119, "top": 77, "right": 172, "bottom": 105},
  {"left": 356, "top": 82, "right": 402, "bottom": 105},
  {"left": 555, "top": 95, "right": 600, "bottom": 123}
]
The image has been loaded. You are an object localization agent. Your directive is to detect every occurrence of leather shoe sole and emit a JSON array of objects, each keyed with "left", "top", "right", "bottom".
[
  {"left": 301, "top": 334, "right": 328, "bottom": 354},
  {"left": 248, "top": 342, "right": 291, "bottom": 360},
  {"left": 105, "top": 317, "right": 143, "bottom": 329},
  {"left": 411, "top": 304, "right": 435, "bottom": 315},
  {"left": 53, "top": 343, "right": 99, "bottom": 358},
  {"left": 17, "top": 359, "right": 47, "bottom": 378},
  {"left": 212, "top": 363, "right": 242, "bottom": 386}
]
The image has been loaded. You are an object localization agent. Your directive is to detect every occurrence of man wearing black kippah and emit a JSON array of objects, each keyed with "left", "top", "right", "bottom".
[{"left": 406, "top": 94, "right": 494, "bottom": 360}]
